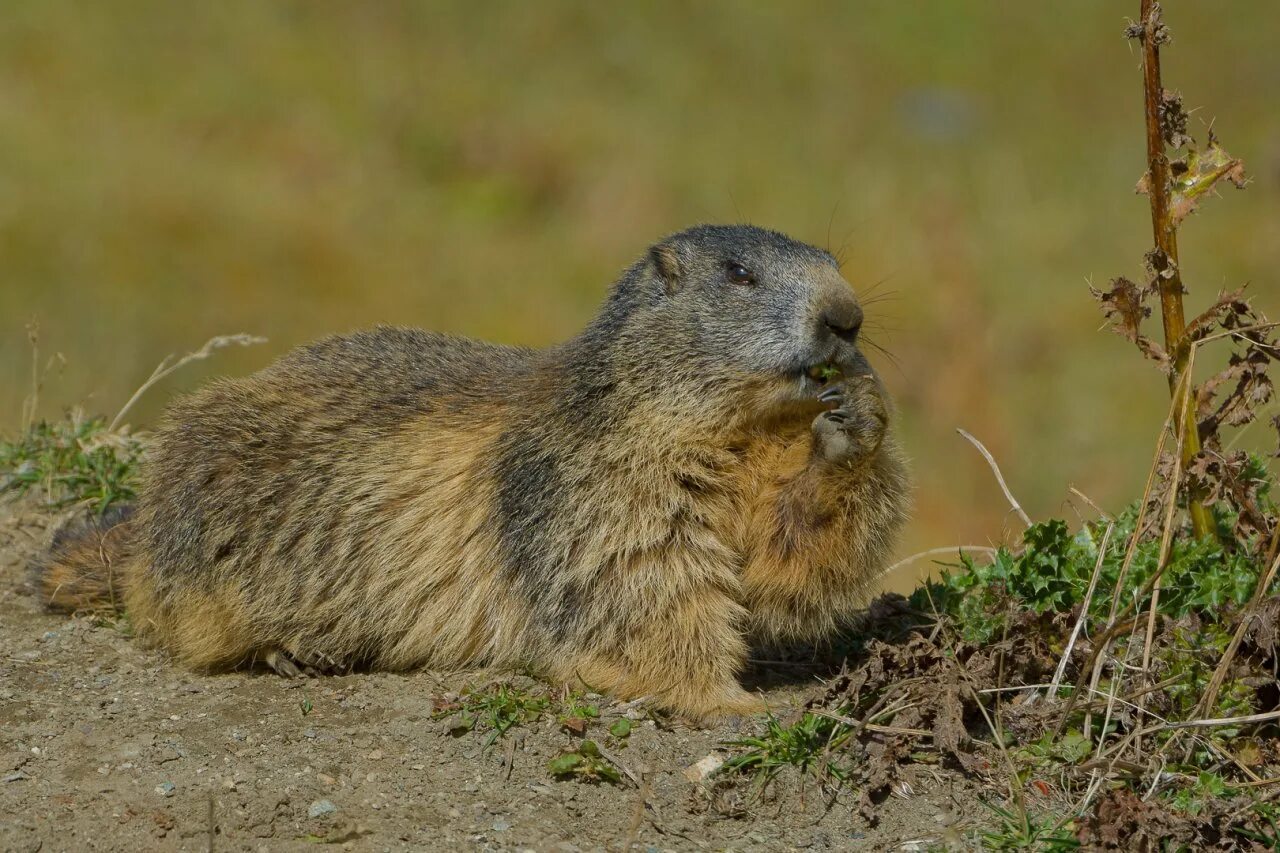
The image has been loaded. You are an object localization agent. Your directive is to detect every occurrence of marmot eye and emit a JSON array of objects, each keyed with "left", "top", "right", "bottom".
[{"left": 725, "top": 262, "right": 755, "bottom": 285}]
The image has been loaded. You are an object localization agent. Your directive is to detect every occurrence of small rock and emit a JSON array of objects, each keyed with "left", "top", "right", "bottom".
[
  {"left": 3, "top": 771, "right": 29, "bottom": 783},
  {"left": 682, "top": 752, "right": 724, "bottom": 783},
  {"left": 492, "top": 817, "right": 511, "bottom": 832},
  {"left": 316, "top": 772, "right": 336, "bottom": 785},
  {"left": 367, "top": 749, "right": 383, "bottom": 760},
  {"left": 307, "top": 799, "right": 337, "bottom": 818},
  {"left": 302, "top": 729, "right": 317, "bottom": 740},
  {"left": 155, "top": 782, "right": 176, "bottom": 797},
  {"left": 39, "top": 631, "right": 59, "bottom": 643}
]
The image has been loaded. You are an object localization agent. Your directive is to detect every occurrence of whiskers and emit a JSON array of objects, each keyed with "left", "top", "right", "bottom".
[
  {"left": 859, "top": 333, "right": 904, "bottom": 378},
  {"left": 856, "top": 276, "right": 905, "bottom": 378}
]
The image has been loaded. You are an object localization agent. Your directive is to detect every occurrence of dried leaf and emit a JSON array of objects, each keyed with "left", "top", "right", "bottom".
[
  {"left": 1185, "top": 450, "right": 1273, "bottom": 543},
  {"left": 1091, "top": 277, "right": 1170, "bottom": 372},
  {"left": 1192, "top": 292, "right": 1277, "bottom": 447},
  {"left": 1158, "top": 89, "right": 1192, "bottom": 149},
  {"left": 1184, "top": 287, "right": 1250, "bottom": 343}
]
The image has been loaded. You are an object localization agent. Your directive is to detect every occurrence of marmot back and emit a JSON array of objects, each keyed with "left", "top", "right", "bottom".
[{"left": 37, "top": 224, "right": 911, "bottom": 719}]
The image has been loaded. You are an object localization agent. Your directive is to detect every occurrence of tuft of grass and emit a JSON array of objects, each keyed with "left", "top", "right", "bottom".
[
  {"left": 93, "top": 611, "right": 134, "bottom": 637},
  {"left": 0, "top": 412, "right": 142, "bottom": 514},
  {"left": 436, "top": 683, "right": 549, "bottom": 747},
  {"left": 721, "top": 711, "right": 851, "bottom": 790},
  {"left": 978, "top": 799, "right": 1079, "bottom": 851}
]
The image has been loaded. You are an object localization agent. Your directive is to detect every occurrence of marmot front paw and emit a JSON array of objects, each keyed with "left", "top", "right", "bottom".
[{"left": 811, "top": 374, "right": 888, "bottom": 466}]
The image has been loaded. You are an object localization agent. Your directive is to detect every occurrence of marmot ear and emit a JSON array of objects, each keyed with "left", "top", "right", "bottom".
[{"left": 650, "top": 244, "right": 683, "bottom": 294}]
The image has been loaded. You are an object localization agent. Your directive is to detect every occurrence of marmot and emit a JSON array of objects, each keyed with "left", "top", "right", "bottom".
[{"left": 38, "top": 224, "right": 910, "bottom": 718}]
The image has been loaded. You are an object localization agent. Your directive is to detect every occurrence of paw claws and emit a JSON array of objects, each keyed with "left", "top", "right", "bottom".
[{"left": 263, "top": 649, "right": 302, "bottom": 678}]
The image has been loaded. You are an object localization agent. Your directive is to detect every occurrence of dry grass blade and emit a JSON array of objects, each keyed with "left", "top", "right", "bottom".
[
  {"left": 620, "top": 775, "right": 650, "bottom": 851},
  {"left": 1191, "top": 548, "right": 1280, "bottom": 722},
  {"left": 955, "top": 428, "right": 1032, "bottom": 528},
  {"left": 1068, "top": 485, "right": 1112, "bottom": 521},
  {"left": 876, "top": 545, "right": 998, "bottom": 584},
  {"left": 1135, "top": 350, "right": 1198, "bottom": 748},
  {"left": 110, "top": 333, "right": 267, "bottom": 431},
  {"left": 1048, "top": 521, "right": 1114, "bottom": 699},
  {"left": 806, "top": 708, "right": 932, "bottom": 739},
  {"left": 1057, "top": 380, "right": 1180, "bottom": 736},
  {"left": 1102, "top": 709, "right": 1280, "bottom": 760}
]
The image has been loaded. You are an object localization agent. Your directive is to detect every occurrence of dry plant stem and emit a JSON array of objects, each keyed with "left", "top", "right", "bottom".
[
  {"left": 1135, "top": 354, "right": 1197, "bottom": 748},
  {"left": 1164, "top": 336, "right": 1280, "bottom": 758},
  {"left": 22, "top": 322, "right": 39, "bottom": 433},
  {"left": 1101, "top": 709, "right": 1280, "bottom": 763},
  {"left": 1138, "top": 0, "right": 1213, "bottom": 540},
  {"left": 620, "top": 775, "right": 649, "bottom": 852},
  {"left": 1092, "top": 606, "right": 1140, "bottom": 765},
  {"left": 110, "top": 333, "right": 267, "bottom": 432},
  {"left": 806, "top": 709, "right": 931, "bottom": 739},
  {"left": 1057, "top": 370, "right": 1187, "bottom": 737},
  {"left": 595, "top": 743, "right": 641, "bottom": 788},
  {"left": 955, "top": 428, "right": 1032, "bottom": 528},
  {"left": 876, "top": 545, "right": 998, "bottom": 583},
  {"left": 1069, "top": 486, "right": 1111, "bottom": 521},
  {"left": 1071, "top": 426, "right": 1169, "bottom": 738},
  {"left": 1188, "top": 549, "right": 1280, "bottom": 728},
  {"left": 1048, "top": 522, "right": 1115, "bottom": 699},
  {"left": 932, "top": 618, "right": 1029, "bottom": 832}
]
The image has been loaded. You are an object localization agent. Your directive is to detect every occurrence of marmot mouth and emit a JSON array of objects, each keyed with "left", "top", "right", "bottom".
[{"left": 804, "top": 362, "right": 842, "bottom": 385}]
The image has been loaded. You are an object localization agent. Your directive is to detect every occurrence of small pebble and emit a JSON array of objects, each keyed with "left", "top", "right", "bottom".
[
  {"left": 492, "top": 817, "right": 511, "bottom": 832},
  {"left": 308, "top": 799, "right": 337, "bottom": 818},
  {"left": 155, "top": 782, "right": 176, "bottom": 797}
]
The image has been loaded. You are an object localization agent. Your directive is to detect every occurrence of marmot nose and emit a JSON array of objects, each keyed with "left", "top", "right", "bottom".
[{"left": 822, "top": 302, "right": 863, "bottom": 344}]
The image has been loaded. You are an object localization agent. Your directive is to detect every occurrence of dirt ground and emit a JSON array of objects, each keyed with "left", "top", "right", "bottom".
[{"left": 0, "top": 501, "right": 985, "bottom": 852}]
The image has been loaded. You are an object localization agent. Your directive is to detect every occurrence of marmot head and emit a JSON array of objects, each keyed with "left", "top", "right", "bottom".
[{"left": 590, "top": 224, "right": 870, "bottom": 417}]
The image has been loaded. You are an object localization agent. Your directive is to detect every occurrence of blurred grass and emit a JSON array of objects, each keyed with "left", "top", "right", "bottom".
[{"left": 2, "top": 1, "right": 1277, "bottom": 588}]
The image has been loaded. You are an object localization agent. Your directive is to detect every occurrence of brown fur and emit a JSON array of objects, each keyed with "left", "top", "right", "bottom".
[{"left": 36, "top": 225, "right": 911, "bottom": 719}]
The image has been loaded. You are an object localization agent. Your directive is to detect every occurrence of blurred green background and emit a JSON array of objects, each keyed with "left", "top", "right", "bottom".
[{"left": 2, "top": 2, "right": 1277, "bottom": 589}]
